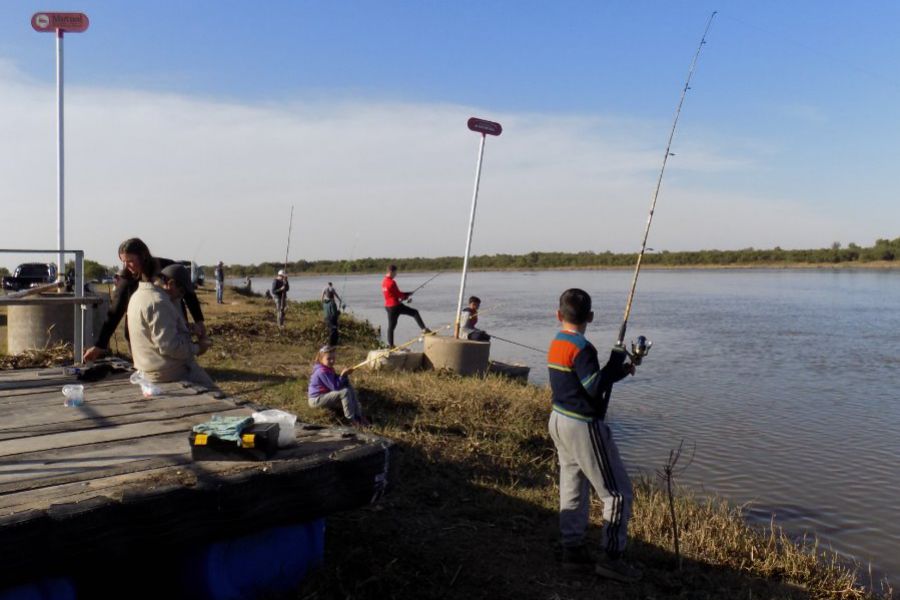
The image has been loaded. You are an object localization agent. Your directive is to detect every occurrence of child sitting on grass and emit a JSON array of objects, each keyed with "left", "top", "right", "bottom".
[
  {"left": 547, "top": 288, "right": 639, "bottom": 582},
  {"left": 308, "top": 345, "right": 370, "bottom": 427}
]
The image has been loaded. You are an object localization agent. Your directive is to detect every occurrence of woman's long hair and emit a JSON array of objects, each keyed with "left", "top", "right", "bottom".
[{"left": 118, "top": 238, "right": 159, "bottom": 281}]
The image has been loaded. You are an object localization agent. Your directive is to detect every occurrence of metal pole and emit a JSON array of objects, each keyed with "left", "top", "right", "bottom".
[
  {"left": 56, "top": 29, "right": 65, "bottom": 282},
  {"left": 74, "top": 250, "right": 84, "bottom": 364},
  {"left": 454, "top": 133, "right": 487, "bottom": 338}
]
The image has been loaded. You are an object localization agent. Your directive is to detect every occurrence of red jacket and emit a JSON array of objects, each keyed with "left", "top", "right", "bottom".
[{"left": 382, "top": 275, "right": 408, "bottom": 307}]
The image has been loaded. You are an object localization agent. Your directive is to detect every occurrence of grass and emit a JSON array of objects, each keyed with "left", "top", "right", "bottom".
[{"left": 1, "top": 287, "right": 893, "bottom": 599}]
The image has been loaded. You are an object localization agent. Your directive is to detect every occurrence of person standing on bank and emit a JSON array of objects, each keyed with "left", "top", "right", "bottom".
[
  {"left": 547, "top": 288, "right": 640, "bottom": 582},
  {"left": 381, "top": 264, "right": 431, "bottom": 348},
  {"left": 272, "top": 270, "right": 290, "bottom": 327},
  {"left": 128, "top": 263, "right": 215, "bottom": 388},
  {"left": 83, "top": 238, "right": 208, "bottom": 363},
  {"left": 214, "top": 261, "right": 225, "bottom": 304},
  {"left": 321, "top": 281, "right": 342, "bottom": 346}
]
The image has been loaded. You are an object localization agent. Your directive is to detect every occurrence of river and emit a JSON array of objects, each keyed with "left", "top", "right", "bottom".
[{"left": 242, "top": 268, "right": 900, "bottom": 585}]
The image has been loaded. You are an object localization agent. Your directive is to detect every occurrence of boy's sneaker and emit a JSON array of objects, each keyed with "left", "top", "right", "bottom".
[
  {"left": 595, "top": 555, "right": 642, "bottom": 583},
  {"left": 560, "top": 544, "right": 594, "bottom": 572},
  {"left": 422, "top": 328, "right": 434, "bottom": 335}
]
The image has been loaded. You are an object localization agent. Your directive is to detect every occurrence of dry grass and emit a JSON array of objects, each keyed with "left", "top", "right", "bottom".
[{"left": 1, "top": 288, "right": 892, "bottom": 599}]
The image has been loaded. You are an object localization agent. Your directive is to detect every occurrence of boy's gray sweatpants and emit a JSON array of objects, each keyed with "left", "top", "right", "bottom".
[
  {"left": 308, "top": 386, "right": 362, "bottom": 420},
  {"left": 548, "top": 410, "right": 633, "bottom": 557}
]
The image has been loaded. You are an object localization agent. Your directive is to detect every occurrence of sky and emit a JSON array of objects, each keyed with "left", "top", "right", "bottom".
[{"left": 2, "top": 0, "right": 900, "bottom": 270}]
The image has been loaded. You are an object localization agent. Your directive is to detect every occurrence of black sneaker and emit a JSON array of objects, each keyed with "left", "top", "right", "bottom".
[
  {"left": 560, "top": 545, "right": 594, "bottom": 572},
  {"left": 595, "top": 555, "right": 642, "bottom": 583},
  {"left": 422, "top": 328, "right": 435, "bottom": 335}
]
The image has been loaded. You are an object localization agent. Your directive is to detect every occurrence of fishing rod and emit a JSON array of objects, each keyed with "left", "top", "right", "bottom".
[
  {"left": 614, "top": 11, "right": 716, "bottom": 367},
  {"left": 349, "top": 323, "right": 453, "bottom": 371},
  {"left": 338, "top": 233, "right": 359, "bottom": 311},
  {"left": 405, "top": 271, "right": 442, "bottom": 302},
  {"left": 283, "top": 205, "right": 295, "bottom": 274}
]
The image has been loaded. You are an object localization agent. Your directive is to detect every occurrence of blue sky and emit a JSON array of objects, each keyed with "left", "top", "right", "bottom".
[{"left": 2, "top": 1, "right": 899, "bottom": 268}]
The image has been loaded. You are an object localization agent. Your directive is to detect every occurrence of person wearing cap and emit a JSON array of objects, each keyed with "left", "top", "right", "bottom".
[
  {"left": 308, "top": 345, "right": 369, "bottom": 427},
  {"left": 381, "top": 264, "right": 431, "bottom": 347},
  {"left": 214, "top": 261, "right": 225, "bottom": 304},
  {"left": 83, "top": 238, "right": 208, "bottom": 363},
  {"left": 127, "top": 263, "right": 215, "bottom": 389},
  {"left": 272, "top": 270, "right": 290, "bottom": 327}
]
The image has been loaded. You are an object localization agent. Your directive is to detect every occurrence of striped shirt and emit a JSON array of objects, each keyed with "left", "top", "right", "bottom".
[{"left": 547, "top": 329, "right": 630, "bottom": 421}]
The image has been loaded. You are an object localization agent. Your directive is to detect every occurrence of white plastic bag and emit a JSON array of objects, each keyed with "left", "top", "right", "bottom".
[
  {"left": 252, "top": 409, "right": 297, "bottom": 447},
  {"left": 130, "top": 370, "right": 162, "bottom": 398}
]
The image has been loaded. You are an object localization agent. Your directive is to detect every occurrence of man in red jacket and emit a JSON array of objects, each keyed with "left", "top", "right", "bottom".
[{"left": 382, "top": 264, "right": 431, "bottom": 347}]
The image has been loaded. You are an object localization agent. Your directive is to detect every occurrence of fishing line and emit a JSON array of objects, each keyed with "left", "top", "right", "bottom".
[
  {"left": 616, "top": 11, "right": 716, "bottom": 349},
  {"left": 489, "top": 334, "right": 545, "bottom": 355}
]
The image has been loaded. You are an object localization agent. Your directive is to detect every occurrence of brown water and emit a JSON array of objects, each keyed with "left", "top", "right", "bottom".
[{"left": 264, "top": 268, "right": 900, "bottom": 586}]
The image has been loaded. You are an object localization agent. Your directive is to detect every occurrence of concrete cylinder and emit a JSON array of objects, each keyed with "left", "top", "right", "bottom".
[
  {"left": 6, "top": 295, "right": 107, "bottom": 355},
  {"left": 423, "top": 336, "right": 490, "bottom": 376}
]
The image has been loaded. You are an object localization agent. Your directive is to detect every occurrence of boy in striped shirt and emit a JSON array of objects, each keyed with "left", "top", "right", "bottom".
[{"left": 547, "top": 288, "right": 641, "bottom": 582}]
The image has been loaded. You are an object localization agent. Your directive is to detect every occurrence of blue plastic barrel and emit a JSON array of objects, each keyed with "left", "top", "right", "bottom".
[
  {"left": 180, "top": 519, "right": 326, "bottom": 600},
  {"left": 0, "top": 579, "right": 76, "bottom": 600}
]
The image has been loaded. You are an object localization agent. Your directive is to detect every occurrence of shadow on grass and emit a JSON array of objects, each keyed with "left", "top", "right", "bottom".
[
  {"left": 204, "top": 367, "right": 294, "bottom": 398},
  {"left": 295, "top": 440, "right": 817, "bottom": 600}
]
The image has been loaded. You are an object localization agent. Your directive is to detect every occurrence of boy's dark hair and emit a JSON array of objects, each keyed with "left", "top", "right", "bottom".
[
  {"left": 468, "top": 296, "right": 481, "bottom": 305},
  {"left": 388, "top": 264, "right": 397, "bottom": 272},
  {"left": 559, "top": 288, "right": 592, "bottom": 324}
]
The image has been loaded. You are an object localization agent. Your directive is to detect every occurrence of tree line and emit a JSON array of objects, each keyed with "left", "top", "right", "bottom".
[
  {"left": 208, "top": 237, "right": 900, "bottom": 276},
  {"left": 5, "top": 239, "right": 895, "bottom": 281}
]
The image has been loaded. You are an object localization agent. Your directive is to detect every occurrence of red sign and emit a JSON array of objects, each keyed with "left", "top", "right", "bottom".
[
  {"left": 467, "top": 117, "right": 502, "bottom": 136},
  {"left": 31, "top": 12, "right": 90, "bottom": 33}
]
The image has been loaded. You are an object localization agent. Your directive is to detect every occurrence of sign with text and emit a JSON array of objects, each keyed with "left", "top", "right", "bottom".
[
  {"left": 31, "top": 12, "right": 90, "bottom": 33},
  {"left": 467, "top": 117, "right": 502, "bottom": 136}
]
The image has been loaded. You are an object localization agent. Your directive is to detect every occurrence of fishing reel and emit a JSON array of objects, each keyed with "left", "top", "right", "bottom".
[{"left": 626, "top": 335, "right": 653, "bottom": 366}]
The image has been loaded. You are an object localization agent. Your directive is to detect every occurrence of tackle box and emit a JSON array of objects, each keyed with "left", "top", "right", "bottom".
[{"left": 189, "top": 422, "right": 280, "bottom": 461}]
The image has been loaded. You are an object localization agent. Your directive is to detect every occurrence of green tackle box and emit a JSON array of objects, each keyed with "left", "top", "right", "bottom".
[{"left": 189, "top": 422, "right": 280, "bottom": 462}]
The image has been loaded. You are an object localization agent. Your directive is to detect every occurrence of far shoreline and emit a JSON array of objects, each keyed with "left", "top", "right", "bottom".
[{"left": 238, "top": 260, "right": 900, "bottom": 278}]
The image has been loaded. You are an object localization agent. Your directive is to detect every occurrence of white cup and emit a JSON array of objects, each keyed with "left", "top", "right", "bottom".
[{"left": 62, "top": 384, "right": 84, "bottom": 407}]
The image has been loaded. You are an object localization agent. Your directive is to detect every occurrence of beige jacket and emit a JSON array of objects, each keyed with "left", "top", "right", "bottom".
[{"left": 126, "top": 282, "right": 206, "bottom": 384}]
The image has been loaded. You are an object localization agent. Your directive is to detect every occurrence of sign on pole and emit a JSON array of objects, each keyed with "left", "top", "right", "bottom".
[
  {"left": 32, "top": 11, "right": 89, "bottom": 280},
  {"left": 31, "top": 12, "right": 90, "bottom": 33},
  {"left": 467, "top": 117, "right": 502, "bottom": 137}
]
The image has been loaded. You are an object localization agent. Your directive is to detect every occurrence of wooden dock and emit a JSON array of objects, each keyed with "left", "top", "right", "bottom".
[{"left": 0, "top": 362, "right": 396, "bottom": 591}]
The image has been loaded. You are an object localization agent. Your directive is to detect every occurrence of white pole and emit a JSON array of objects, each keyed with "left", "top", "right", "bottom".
[
  {"left": 454, "top": 133, "right": 487, "bottom": 338},
  {"left": 56, "top": 29, "right": 65, "bottom": 281}
]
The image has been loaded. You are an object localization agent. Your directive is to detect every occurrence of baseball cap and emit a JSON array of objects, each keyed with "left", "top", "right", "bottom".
[
  {"left": 277, "top": 269, "right": 285, "bottom": 276},
  {"left": 160, "top": 264, "right": 194, "bottom": 292}
]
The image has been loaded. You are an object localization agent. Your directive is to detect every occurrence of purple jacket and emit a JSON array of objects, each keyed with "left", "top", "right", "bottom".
[{"left": 308, "top": 363, "right": 348, "bottom": 398}]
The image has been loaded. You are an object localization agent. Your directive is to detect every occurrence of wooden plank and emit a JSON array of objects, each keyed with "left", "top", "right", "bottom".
[
  {"left": 0, "top": 432, "right": 192, "bottom": 495},
  {"left": 0, "top": 430, "right": 374, "bottom": 513},
  {"left": 0, "top": 407, "right": 250, "bottom": 458},
  {"left": 0, "top": 395, "right": 234, "bottom": 432}
]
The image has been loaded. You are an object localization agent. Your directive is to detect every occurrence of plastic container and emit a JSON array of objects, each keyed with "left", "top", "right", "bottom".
[
  {"left": 61, "top": 384, "right": 84, "bottom": 407},
  {"left": 177, "top": 519, "right": 325, "bottom": 600},
  {"left": 129, "top": 371, "right": 162, "bottom": 398},
  {"left": 251, "top": 409, "right": 297, "bottom": 447}
]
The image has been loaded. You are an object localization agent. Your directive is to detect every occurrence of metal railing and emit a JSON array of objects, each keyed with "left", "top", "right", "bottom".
[{"left": 0, "top": 248, "right": 94, "bottom": 364}]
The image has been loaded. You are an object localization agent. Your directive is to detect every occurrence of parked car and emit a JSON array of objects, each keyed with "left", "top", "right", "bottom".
[
  {"left": 177, "top": 260, "right": 205, "bottom": 287},
  {"left": 1, "top": 263, "right": 58, "bottom": 292}
]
